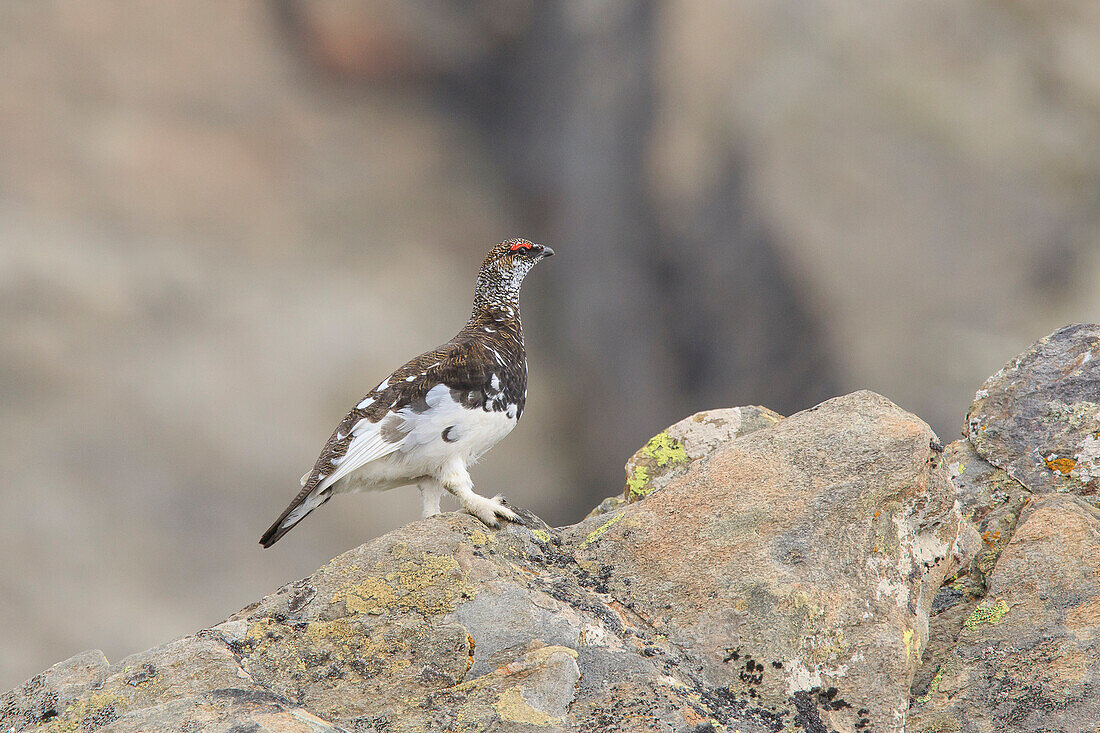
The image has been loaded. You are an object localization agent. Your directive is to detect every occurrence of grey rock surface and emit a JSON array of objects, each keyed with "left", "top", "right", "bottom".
[
  {"left": 908, "top": 494, "right": 1100, "bottom": 733},
  {"left": 2, "top": 391, "right": 961, "bottom": 732},
  {"left": 570, "top": 391, "right": 962, "bottom": 733},
  {"left": 967, "top": 322, "right": 1100, "bottom": 503},
  {"left": 911, "top": 325, "right": 1100, "bottom": 730},
  {"left": 912, "top": 439, "right": 1024, "bottom": 701},
  {"left": 588, "top": 405, "right": 784, "bottom": 518}
]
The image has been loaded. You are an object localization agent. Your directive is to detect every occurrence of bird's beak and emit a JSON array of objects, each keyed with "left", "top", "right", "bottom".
[{"left": 540, "top": 246, "right": 555, "bottom": 258}]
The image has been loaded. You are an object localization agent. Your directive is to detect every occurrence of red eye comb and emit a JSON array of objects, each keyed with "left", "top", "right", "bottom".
[{"left": 509, "top": 242, "right": 533, "bottom": 251}]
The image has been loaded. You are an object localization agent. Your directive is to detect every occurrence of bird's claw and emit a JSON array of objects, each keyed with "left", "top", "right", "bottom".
[{"left": 464, "top": 493, "right": 520, "bottom": 527}]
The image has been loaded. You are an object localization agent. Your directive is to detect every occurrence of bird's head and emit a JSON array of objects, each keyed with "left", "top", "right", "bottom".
[{"left": 473, "top": 238, "right": 554, "bottom": 310}]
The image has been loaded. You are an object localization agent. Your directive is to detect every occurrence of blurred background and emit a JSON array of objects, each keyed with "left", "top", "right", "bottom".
[{"left": 2, "top": 0, "right": 1099, "bottom": 691}]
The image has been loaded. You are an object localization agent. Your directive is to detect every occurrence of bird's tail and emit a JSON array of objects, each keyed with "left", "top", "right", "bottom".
[{"left": 259, "top": 483, "right": 332, "bottom": 548}]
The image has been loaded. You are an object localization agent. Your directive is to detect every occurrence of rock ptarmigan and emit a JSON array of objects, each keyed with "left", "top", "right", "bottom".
[{"left": 259, "top": 238, "right": 553, "bottom": 547}]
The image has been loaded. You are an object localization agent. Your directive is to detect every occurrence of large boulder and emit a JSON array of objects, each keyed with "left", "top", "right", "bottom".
[
  {"left": 909, "top": 324, "right": 1100, "bottom": 731},
  {"left": 908, "top": 494, "right": 1100, "bottom": 732},
  {"left": 570, "top": 391, "right": 962, "bottom": 732},
  {"left": 967, "top": 322, "right": 1100, "bottom": 503},
  {"left": 0, "top": 392, "right": 966, "bottom": 732}
]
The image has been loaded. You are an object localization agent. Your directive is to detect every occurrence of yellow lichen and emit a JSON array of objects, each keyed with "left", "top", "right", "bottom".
[
  {"left": 495, "top": 686, "right": 561, "bottom": 726},
  {"left": 468, "top": 530, "right": 493, "bottom": 547},
  {"left": 531, "top": 529, "right": 551, "bottom": 543},
  {"left": 580, "top": 514, "right": 623, "bottom": 549},
  {"left": 626, "top": 465, "right": 651, "bottom": 498},
  {"left": 47, "top": 693, "right": 127, "bottom": 733},
  {"left": 248, "top": 615, "right": 414, "bottom": 680},
  {"left": 916, "top": 664, "right": 946, "bottom": 704},
  {"left": 922, "top": 715, "right": 962, "bottom": 733},
  {"left": 338, "top": 554, "right": 476, "bottom": 616},
  {"left": 342, "top": 576, "right": 398, "bottom": 615},
  {"left": 903, "top": 629, "right": 917, "bottom": 661},
  {"left": 625, "top": 431, "right": 688, "bottom": 499},
  {"left": 640, "top": 432, "right": 688, "bottom": 467},
  {"left": 964, "top": 599, "right": 1010, "bottom": 629}
]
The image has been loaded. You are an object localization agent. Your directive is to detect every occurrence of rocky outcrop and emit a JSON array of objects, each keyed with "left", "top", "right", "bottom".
[
  {"left": 4, "top": 325, "right": 1100, "bottom": 732},
  {"left": 909, "top": 494, "right": 1100, "bottom": 733},
  {"left": 909, "top": 323, "right": 1100, "bottom": 732}
]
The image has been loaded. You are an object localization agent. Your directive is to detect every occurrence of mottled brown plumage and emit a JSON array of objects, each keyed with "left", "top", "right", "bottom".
[{"left": 260, "top": 238, "right": 552, "bottom": 547}]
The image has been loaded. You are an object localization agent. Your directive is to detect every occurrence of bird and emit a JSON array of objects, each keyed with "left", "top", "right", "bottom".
[{"left": 259, "top": 238, "right": 554, "bottom": 548}]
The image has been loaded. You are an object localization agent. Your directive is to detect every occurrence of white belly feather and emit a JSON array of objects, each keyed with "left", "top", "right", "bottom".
[{"left": 332, "top": 383, "right": 518, "bottom": 494}]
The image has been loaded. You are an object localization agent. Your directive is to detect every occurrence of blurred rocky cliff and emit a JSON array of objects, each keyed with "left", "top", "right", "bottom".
[
  {"left": 3, "top": 0, "right": 1100, "bottom": 692},
  {"left": 5, "top": 325, "right": 1099, "bottom": 732}
]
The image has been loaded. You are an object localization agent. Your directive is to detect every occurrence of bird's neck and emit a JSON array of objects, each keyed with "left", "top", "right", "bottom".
[
  {"left": 468, "top": 302, "right": 523, "bottom": 334},
  {"left": 465, "top": 299, "right": 525, "bottom": 356}
]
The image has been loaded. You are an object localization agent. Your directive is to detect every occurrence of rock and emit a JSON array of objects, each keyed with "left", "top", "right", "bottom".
[
  {"left": 912, "top": 327, "right": 1100, "bottom": 725},
  {"left": 2, "top": 391, "right": 965, "bottom": 733},
  {"left": 622, "top": 405, "right": 784, "bottom": 503},
  {"left": 0, "top": 650, "right": 108, "bottom": 731},
  {"left": 967, "top": 323, "right": 1100, "bottom": 503},
  {"left": 568, "top": 391, "right": 961, "bottom": 732},
  {"left": 587, "top": 405, "right": 784, "bottom": 517},
  {"left": 39, "top": 691, "right": 343, "bottom": 733},
  {"left": 908, "top": 493, "right": 1100, "bottom": 732},
  {"left": 911, "top": 441, "right": 1010, "bottom": 702},
  {"left": 925, "top": 440, "right": 1029, "bottom": 619}
]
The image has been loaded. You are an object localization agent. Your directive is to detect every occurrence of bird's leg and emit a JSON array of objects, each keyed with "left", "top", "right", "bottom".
[
  {"left": 417, "top": 479, "right": 444, "bottom": 518},
  {"left": 438, "top": 457, "right": 519, "bottom": 527}
]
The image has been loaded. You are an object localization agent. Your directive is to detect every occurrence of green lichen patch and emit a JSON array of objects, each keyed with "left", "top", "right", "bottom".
[
  {"left": 1047, "top": 399, "right": 1100, "bottom": 430},
  {"left": 640, "top": 432, "right": 688, "bottom": 467},
  {"left": 626, "top": 466, "right": 652, "bottom": 498},
  {"left": 624, "top": 431, "right": 688, "bottom": 500},
  {"left": 580, "top": 514, "right": 624, "bottom": 549},
  {"left": 916, "top": 664, "right": 945, "bottom": 704},
  {"left": 964, "top": 599, "right": 1010, "bottom": 629},
  {"left": 531, "top": 529, "right": 552, "bottom": 543}
]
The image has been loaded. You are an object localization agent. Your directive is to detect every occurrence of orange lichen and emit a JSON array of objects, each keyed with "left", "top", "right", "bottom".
[{"left": 1045, "top": 457, "right": 1077, "bottom": 474}]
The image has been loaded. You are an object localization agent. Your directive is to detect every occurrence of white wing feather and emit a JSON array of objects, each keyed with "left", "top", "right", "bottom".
[{"left": 315, "top": 418, "right": 402, "bottom": 492}]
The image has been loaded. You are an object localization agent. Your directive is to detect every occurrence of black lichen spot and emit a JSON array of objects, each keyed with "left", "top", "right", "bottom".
[
  {"left": 125, "top": 663, "right": 158, "bottom": 687},
  {"left": 792, "top": 690, "right": 828, "bottom": 733},
  {"left": 83, "top": 701, "right": 119, "bottom": 729},
  {"left": 723, "top": 647, "right": 741, "bottom": 663},
  {"left": 739, "top": 657, "right": 764, "bottom": 686},
  {"left": 772, "top": 660, "right": 784, "bottom": 669},
  {"left": 932, "top": 584, "right": 967, "bottom": 615},
  {"left": 1001, "top": 679, "right": 1056, "bottom": 724},
  {"left": 209, "top": 688, "right": 283, "bottom": 706},
  {"left": 227, "top": 637, "right": 256, "bottom": 657},
  {"left": 815, "top": 686, "right": 852, "bottom": 713}
]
